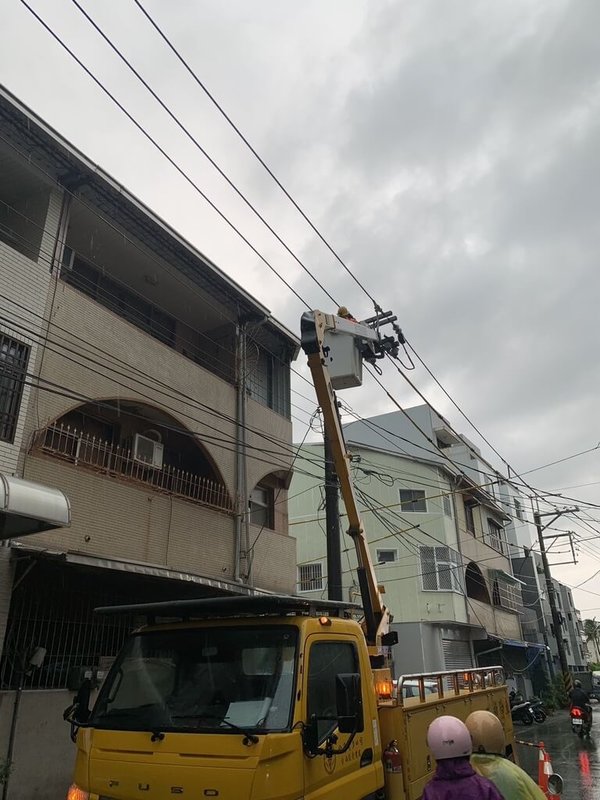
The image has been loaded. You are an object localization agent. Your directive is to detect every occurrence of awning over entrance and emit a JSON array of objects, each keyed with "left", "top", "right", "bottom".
[
  {"left": 0, "top": 474, "right": 71, "bottom": 539},
  {"left": 9, "top": 543, "right": 269, "bottom": 597},
  {"left": 488, "top": 634, "right": 548, "bottom": 651}
]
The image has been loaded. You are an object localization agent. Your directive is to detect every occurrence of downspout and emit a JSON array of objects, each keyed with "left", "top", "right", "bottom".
[{"left": 233, "top": 320, "right": 247, "bottom": 583}]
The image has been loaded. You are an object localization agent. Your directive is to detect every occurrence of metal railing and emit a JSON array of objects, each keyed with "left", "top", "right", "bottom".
[
  {"left": 394, "top": 666, "right": 506, "bottom": 705},
  {"left": 35, "top": 423, "right": 232, "bottom": 512}
]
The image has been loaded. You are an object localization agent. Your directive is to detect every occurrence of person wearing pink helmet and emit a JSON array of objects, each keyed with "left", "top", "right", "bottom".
[{"left": 423, "top": 716, "right": 504, "bottom": 800}]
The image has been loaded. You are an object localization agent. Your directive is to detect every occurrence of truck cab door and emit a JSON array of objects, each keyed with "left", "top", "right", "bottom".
[{"left": 302, "top": 635, "right": 381, "bottom": 800}]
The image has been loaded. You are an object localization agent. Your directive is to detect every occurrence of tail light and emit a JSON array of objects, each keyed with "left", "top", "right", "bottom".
[{"left": 571, "top": 707, "right": 583, "bottom": 718}]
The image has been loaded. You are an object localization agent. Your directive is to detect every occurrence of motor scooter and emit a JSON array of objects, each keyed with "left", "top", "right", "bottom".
[
  {"left": 571, "top": 705, "right": 592, "bottom": 739},
  {"left": 510, "top": 698, "right": 535, "bottom": 725},
  {"left": 530, "top": 698, "right": 547, "bottom": 723}
]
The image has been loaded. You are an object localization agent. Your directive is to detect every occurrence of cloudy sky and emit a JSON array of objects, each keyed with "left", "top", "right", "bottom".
[{"left": 3, "top": 1, "right": 600, "bottom": 613}]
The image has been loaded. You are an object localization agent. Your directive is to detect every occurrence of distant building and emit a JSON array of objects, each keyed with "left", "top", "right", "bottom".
[{"left": 289, "top": 405, "right": 539, "bottom": 678}]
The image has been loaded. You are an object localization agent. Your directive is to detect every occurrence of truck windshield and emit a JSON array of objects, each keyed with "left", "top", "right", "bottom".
[{"left": 91, "top": 626, "right": 298, "bottom": 734}]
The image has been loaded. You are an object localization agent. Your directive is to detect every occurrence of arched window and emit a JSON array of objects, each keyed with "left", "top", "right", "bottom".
[{"left": 465, "top": 562, "right": 491, "bottom": 604}]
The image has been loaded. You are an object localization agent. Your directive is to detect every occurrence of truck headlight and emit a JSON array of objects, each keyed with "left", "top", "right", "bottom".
[{"left": 66, "top": 784, "right": 89, "bottom": 800}]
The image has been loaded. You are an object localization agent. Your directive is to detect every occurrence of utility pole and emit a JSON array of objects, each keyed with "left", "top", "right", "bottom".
[
  {"left": 324, "top": 429, "right": 343, "bottom": 600},
  {"left": 534, "top": 507, "right": 579, "bottom": 694}
]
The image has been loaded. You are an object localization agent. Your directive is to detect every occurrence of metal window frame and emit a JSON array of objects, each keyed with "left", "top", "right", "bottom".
[{"left": 0, "top": 333, "right": 30, "bottom": 443}]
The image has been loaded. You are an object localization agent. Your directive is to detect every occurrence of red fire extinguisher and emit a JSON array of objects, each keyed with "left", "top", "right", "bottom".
[{"left": 384, "top": 739, "right": 402, "bottom": 773}]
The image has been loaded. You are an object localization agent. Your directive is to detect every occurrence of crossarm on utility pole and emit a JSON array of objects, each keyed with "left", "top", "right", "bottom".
[{"left": 301, "top": 311, "right": 392, "bottom": 655}]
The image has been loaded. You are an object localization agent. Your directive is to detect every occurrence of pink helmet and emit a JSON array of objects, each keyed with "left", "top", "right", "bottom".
[{"left": 427, "top": 716, "right": 472, "bottom": 760}]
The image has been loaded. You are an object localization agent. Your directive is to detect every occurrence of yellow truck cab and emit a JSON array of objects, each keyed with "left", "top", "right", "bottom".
[{"left": 65, "top": 595, "right": 515, "bottom": 800}]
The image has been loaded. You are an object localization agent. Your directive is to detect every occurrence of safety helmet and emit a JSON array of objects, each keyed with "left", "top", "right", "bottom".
[
  {"left": 574, "top": 679, "right": 582, "bottom": 688},
  {"left": 465, "top": 710, "right": 505, "bottom": 755},
  {"left": 426, "top": 716, "right": 472, "bottom": 760},
  {"left": 337, "top": 306, "right": 350, "bottom": 318}
]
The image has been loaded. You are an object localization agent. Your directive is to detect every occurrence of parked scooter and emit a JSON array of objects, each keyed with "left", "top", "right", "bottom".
[
  {"left": 509, "top": 690, "right": 535, "bottom": 725},
  {"left": 571, "top": 705, "right": 592, "bottom": 739},
  {"left": 530, "top": 698, "right": 547, "bottom": 723}
]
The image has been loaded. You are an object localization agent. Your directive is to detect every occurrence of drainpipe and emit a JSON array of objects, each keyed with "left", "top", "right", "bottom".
[{"left": 233, "top": 320, "right": 247, "bottom": 583}]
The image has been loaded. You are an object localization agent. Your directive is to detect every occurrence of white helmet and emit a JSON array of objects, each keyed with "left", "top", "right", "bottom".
[{"left": 427, "top": 716, "right": 472, "bottom": 760}]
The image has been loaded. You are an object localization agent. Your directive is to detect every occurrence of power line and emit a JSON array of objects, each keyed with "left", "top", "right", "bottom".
[
  {"left": 131, "top": 0, "right": 379, "bottom": 309},
  {"left": 69, "top": 0, "right": 339, "bottom": 309},
  {"left": 18, "top": 0, "right": 312, "bottom": 310}
]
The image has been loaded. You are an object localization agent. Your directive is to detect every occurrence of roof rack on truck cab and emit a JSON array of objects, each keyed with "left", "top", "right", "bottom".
[{"left": 94, "top": 594, "right": 361, "bottom": 624}]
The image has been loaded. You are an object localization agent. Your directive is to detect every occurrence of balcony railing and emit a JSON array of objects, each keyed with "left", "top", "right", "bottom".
[{"left": 34, "top": 424, "right": 232, "bottom": 513}]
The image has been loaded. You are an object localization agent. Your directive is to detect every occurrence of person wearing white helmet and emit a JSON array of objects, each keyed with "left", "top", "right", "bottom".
[
  {"left": 466, "top": 710, "right": 545, "bottom": 800},
  {"left": 423, "top": 715, "right": 503, "bottom": 800}
]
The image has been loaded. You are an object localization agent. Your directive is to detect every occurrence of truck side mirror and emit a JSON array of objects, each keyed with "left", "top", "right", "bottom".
[
  {"left": 63, "top": 678, "right": 92, "bottom": 724},
  {"left": 336, "top": 673, "right": 363, "bottom": 734}
]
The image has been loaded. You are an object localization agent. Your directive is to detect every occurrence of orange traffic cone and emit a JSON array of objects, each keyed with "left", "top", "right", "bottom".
[
  {"left": 537, "top": 742, "right": 556, "bottom": 798},
  {"left": 538, "top": 742, "right": 548, "bottom": 796}
]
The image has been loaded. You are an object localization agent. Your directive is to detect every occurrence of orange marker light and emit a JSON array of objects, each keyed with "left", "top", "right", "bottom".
[
  {"left": 376, "top": 680, "right": 393, "bottom": 699},
  {"left": 319, "top": 616, "right": 332, "bottom": 626},
  {"left": 67, "top": 785, "right": 89, "bottom": 800}
]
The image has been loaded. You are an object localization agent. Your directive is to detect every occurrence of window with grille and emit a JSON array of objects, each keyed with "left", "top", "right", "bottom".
[
  {"left": 492, "top": 579, "right": 522, "bottom": 612},
  {"left": 0, "top": 334, "right": 30, "bottom": 443},
  {"left": 399, "top": 489, "right": 427, "bottom": 512},
  {"left": 376, "top": 549, "right": 397, "bottom": 564},
  {"left": 298, "top": 562, "right": 323, "bottom": 592},
  {"left": 420, "top": 546, "right": 462, "bottom": 593},
  {"left": 246, "top": 345, "right": 291, "bottom": 419},
  {"left": 487, "top": 518, "right": 507, "bottom": 554}
]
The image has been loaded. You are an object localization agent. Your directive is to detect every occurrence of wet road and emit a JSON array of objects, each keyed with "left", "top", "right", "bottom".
[{"left": 515, "top": 708, "right": 599, "bottom": 800}]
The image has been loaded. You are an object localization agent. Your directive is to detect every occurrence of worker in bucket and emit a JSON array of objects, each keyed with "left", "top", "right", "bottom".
[
  {"left": 423, "top": 715, "right": 503, "bottom": 800},
  {"left": 466, "top": 710, "right": 546, "bottom": 800}
]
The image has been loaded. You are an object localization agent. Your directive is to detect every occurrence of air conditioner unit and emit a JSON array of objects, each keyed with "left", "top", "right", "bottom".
[{"left": 133, "top": 433, "right": 164, "bottom": 468}]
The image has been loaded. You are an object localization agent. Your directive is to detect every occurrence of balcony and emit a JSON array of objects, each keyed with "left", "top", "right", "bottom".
[{"left": 34, "top": 423, "right": 232, "bottom": 513}]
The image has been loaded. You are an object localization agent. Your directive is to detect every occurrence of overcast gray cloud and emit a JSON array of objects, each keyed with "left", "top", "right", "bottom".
[{"left": 2, "top": 0, "right": 600, "bottom": 608}]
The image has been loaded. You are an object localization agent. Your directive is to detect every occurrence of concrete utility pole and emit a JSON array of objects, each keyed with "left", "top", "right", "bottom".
[
  {"left": 534, "top": 507, "right": 579, "bottom": 694},
  {"left": 324, "top": 431, "right": 343, "bottom": 600}
]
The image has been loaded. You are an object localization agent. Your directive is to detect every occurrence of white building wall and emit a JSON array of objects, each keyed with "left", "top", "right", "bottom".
[{"left": 0, "top": 187, "right": 63, "bottom": 474}]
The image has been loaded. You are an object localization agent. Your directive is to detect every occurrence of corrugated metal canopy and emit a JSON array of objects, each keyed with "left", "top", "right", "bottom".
[{"left": 0, "top": 474, "right": 71, "bottom": 538}]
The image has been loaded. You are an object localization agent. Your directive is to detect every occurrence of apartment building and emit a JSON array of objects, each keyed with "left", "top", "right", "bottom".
[
  {"left": 0, "top": 86, "right": 298, "bottom": 798},
  {"left": 290, "top": 405, "right": 534, "bottom": 678}
]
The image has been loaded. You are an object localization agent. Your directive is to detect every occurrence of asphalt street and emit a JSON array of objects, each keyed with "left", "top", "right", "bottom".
[{"left": 515, "top": 708, "right": 599, "bottom": 800}]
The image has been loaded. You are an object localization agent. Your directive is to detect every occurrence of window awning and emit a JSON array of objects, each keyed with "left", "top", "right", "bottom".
[
  {"left": 489, "top": 568, "right": 526, "bottom": 587},
  {"left": 0, "top": 474, "right": 71, "bottom": 539}
]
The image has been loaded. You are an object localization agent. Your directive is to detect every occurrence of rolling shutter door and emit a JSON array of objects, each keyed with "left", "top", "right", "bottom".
[{"left": 442, "top": 639, "right": 473, "bottom": 671}]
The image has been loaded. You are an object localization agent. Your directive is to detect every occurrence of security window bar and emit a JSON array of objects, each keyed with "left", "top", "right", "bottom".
[
  {"left": 246, "top": 346, "right": 291, "bottom": 419},
  {"left": 298, "top": 563, "right": 323, "bottom": 592},
  {"left": 399, "top": 489, "right": 427, "bottom": 512},
  {"left": 487, "top": 518, "right": 507, "bottom": 554},
  {"left": 492, "top": 579, "right": 522, "bottom": 612},
  {"left": 0, "top": 334, "right": 30, "bottom": 443},
  {"left": 420, "top": 546, "right": 463, "bottom": 593}
]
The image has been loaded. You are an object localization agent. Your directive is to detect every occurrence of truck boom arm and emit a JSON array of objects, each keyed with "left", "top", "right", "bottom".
[{"left": 301, "top": 310, "right": 399, "bottom": 659}]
